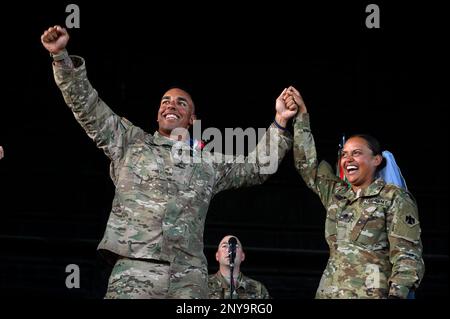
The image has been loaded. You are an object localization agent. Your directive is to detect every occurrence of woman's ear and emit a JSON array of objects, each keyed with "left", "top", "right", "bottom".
[{"left": 374, "top": 154, "right": 383, "bottom": 167}]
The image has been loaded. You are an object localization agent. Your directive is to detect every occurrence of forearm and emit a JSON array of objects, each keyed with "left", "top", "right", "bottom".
[
  {"left": 275, "top": 113, "right": 288, "bottom": 128},
  {"left": 52, "top": 55, "right": 129, "bottom": 160},
  {"left": 293, "top": 112, "right": 320, "bottom": 189},
  {"left": 253, "top": 122, "right": 293, "bottom": 177},
  {"left": 52, "top": 49, "right": 74, "bottom": 69},
  {"left": 213, "top": 123, "right": 292, "bottom": 193},
  {"left": 387, "top": 194, "right": 425, "bottom": 298},
  {"left": 388, "top": 239, "right": 425, "bottom": 298},
  {"left": 53, "top": 55, "right": 112, "bottom": 123},
  {"left": 293, "top": 113, "right": 341, "bottom": 204}
]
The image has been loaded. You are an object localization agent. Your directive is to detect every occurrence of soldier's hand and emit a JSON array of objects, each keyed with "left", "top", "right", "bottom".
[
  {"left": 284, "top": 94, "right": 297, "bottom": 112},
  {"left": 287, "top": 86, "right": 307, "bottom": 114},
  {"left": 41, "top": 25, "right": 69, "bottom": 54},
  {"left": 275, "top": 88, "right": 287, "bottom": 126},
  {"left": 275, "top": 88, "right": 288, "bottom": 113},
  {"left": 0, "top": 146, "right": 4, "bottom": 160},
  {"left": 276, "top": 87, "right": 299, "bottom": 121}
]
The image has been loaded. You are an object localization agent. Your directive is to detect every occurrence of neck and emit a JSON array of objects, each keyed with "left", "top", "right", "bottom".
[
  {"left": 351, "top": 178, "right": 375, "bottom": 193},
  {"left": 219, "top": 265, "right": 240, "bottom": 280},
  {"left": 158, "top": 128, "right": 189, "bottom": 141}
]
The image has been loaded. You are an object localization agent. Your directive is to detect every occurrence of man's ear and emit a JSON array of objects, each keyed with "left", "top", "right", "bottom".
[
  {"left": 215, "top": 251, "right": 219, "bottom": 262},
  {"left": 241, "top": 251, "right": 246, "bottom": 263},
  {"left": 189, "top": 114, "right": 197, "bottom": 126}
]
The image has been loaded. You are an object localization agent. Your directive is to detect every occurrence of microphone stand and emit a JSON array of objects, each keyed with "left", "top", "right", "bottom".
[
  {"left": 229, "top": 256, "right": 235, "bottom": 299},
  {"left": 228, "top": 237, "right": 237, "bottom": 299}
]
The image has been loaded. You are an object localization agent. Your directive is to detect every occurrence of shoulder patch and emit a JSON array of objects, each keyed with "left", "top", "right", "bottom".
[{"left": 404, "top": 214, "right": 419, "bottom": 227}]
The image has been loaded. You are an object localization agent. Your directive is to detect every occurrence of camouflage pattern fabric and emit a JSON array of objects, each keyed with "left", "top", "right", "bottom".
[
  {"left": 53, "top": 56, "right": 292, "bottom": 298},
  {"left": 208, "top": 271, "right": 270, "bottom": 299},
  {"left": 105, "top": 258, "right": 170, "bottom": 299},
  {"left": 293, "top": 112, "right": 424, "bottom": 299}
]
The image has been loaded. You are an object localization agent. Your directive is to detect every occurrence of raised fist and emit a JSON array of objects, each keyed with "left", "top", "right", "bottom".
[{"left": 41, "top": 25, "right": 69, "bottom": 54}]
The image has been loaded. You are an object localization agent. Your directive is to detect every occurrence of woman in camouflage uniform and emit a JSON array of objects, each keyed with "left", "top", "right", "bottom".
[{"left": 289, "top": 86, "right": 424, "bottom": 299}]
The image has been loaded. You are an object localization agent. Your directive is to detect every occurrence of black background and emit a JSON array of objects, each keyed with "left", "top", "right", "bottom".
[{"left": 0, "top": 0, "right": 447, "bottom": 306}]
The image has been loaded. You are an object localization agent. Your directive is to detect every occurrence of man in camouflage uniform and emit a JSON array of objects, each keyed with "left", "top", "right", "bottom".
[
  {"left": 41, "top": 26, "right": 296, "bottom": 298},
  {"left": 289, "top": 86, "right": 424, "bottom": 298},
  {"left": 208, "top": 235, "right": 270, "bottom": 299}
]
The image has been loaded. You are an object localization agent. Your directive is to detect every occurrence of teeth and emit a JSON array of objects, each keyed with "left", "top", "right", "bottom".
[
  {"left": 347, "top": 165, "right": 358, "bottom": 170},
  {"left": 165, "top": 114, "right": 179, "bottom": 120}
]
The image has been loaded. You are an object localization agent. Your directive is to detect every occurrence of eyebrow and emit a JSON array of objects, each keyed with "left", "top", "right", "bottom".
[
  {"left": 219, "top": 241, "right": 241, "bottom": 247},
  {"left": 161, "top": 96, "right": 189, "bottom": 104},
  {"left": 177, "top": 97, "right": 189, "bottom": 104},
  {"left": 342, "top": 148, "right": 364, "bottom": 153}
]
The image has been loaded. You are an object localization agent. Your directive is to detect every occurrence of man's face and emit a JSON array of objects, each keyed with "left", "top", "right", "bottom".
[
  {"left": 216, "top": 235, "right": 245, "bottom": 267},
  {"left": 157, "top": 88, "right": 196, "bottom": 137}
]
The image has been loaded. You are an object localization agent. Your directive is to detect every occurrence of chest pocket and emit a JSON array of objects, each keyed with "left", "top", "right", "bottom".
[
  {"left": 336, "top": 209, "right": 355, "bottom": 242},
  {"left": 351, "top": 200, "right": 389, "bottom": 248},
  {"left": 325, "top": 202, "right": 340, "bottom": 241},
  {"left": 188, "top": 162, "right": 215, "bottom": 200},
  {"left": 172, "top": 162, "right": 195, "bottom": 191},
  {"left": 128, "top": 144, "right": 163, "bottom": 184}
]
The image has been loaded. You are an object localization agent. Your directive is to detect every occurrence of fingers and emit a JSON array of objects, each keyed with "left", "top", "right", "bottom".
[
  {"left": 285, "top": 95, "right": 297, "bottom": 110},
  {"left": 287, "top": 102, "right": 298, "bottom": 112},
  {"left": 277, "top": 88, "right": 288, "bottom": 101},
  {"left": 289, "top": 86, "right": 301, "bottom": 97},
  {"left": 42, "top": 28, "right": 57, "bottom": 42},
  {"left": 55, "top": 25, "right": 68, "bottom": 36},
  {"left": 285, "top": 86, "right": 305, "bottom": 106},
  {"left": 41, "top": 25, "right": 66, "bottom": 42}
]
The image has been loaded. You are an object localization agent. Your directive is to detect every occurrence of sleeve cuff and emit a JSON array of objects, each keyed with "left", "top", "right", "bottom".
[
  {"left": 293, "top": 112, "right": 310, "bottom": 130},
  {"left": 388, "top": 283, "right": 410, "bottom": 299},
  {"left": 270, "top": 122, "right": 292, "bottom": 139},
  {"left": 52, "top": 55, "right": 86, "bottom": 83}
]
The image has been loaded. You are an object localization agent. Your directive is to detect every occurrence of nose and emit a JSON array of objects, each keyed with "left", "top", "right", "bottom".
[
  {"left": 341, "top": 155, "right": 352, "bottom": 168},
  {"left": 167, "top": 98, "right": 177, "bottom": 109},
  {"left": 344, "top": 152, "right": 355, "bottom": 161}
]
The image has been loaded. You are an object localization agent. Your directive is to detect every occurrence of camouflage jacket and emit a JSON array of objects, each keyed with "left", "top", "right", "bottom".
[
  {"left": 208, "top": 271, "right": 270, "bottom": 299},
  {"left": 293, "top": 113, "right": 424, "bottom": 299},
  {"left": 53, "top": 56, "right": 292, "bottom": 297}
]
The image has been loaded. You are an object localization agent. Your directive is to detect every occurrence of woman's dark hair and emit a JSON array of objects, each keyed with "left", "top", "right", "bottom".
[{"left": 348, "top": 134, "right": 387, "bottom": 171}]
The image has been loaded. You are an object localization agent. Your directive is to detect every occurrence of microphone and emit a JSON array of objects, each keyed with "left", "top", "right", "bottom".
[{"left": 228, "top": 237, "right": 237, "bottom": 267}]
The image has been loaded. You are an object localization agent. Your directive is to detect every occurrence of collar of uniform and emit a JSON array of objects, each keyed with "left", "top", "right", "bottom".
[
  {"left": 153, "top": 131, "right": 193, "bottom": 149},
  {"left": 363, "top": 178, "right": 385, "bottom": 196},
  {"left": 218, "top": 271, "right": 245, "bottom": 290},
  {"left": 152, "top": 131, "right": 175, "bottom": 146},
  {"left": 335, "top": 183, "right": 352, "bottom": 201},
  {"left": 338, "top": 177, "right": 385, "bottom": 201}
]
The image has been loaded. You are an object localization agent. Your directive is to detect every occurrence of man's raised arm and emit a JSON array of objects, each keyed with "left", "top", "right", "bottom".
[{"left": 41, "top": 26, "right": 141, "bottom": 162}]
